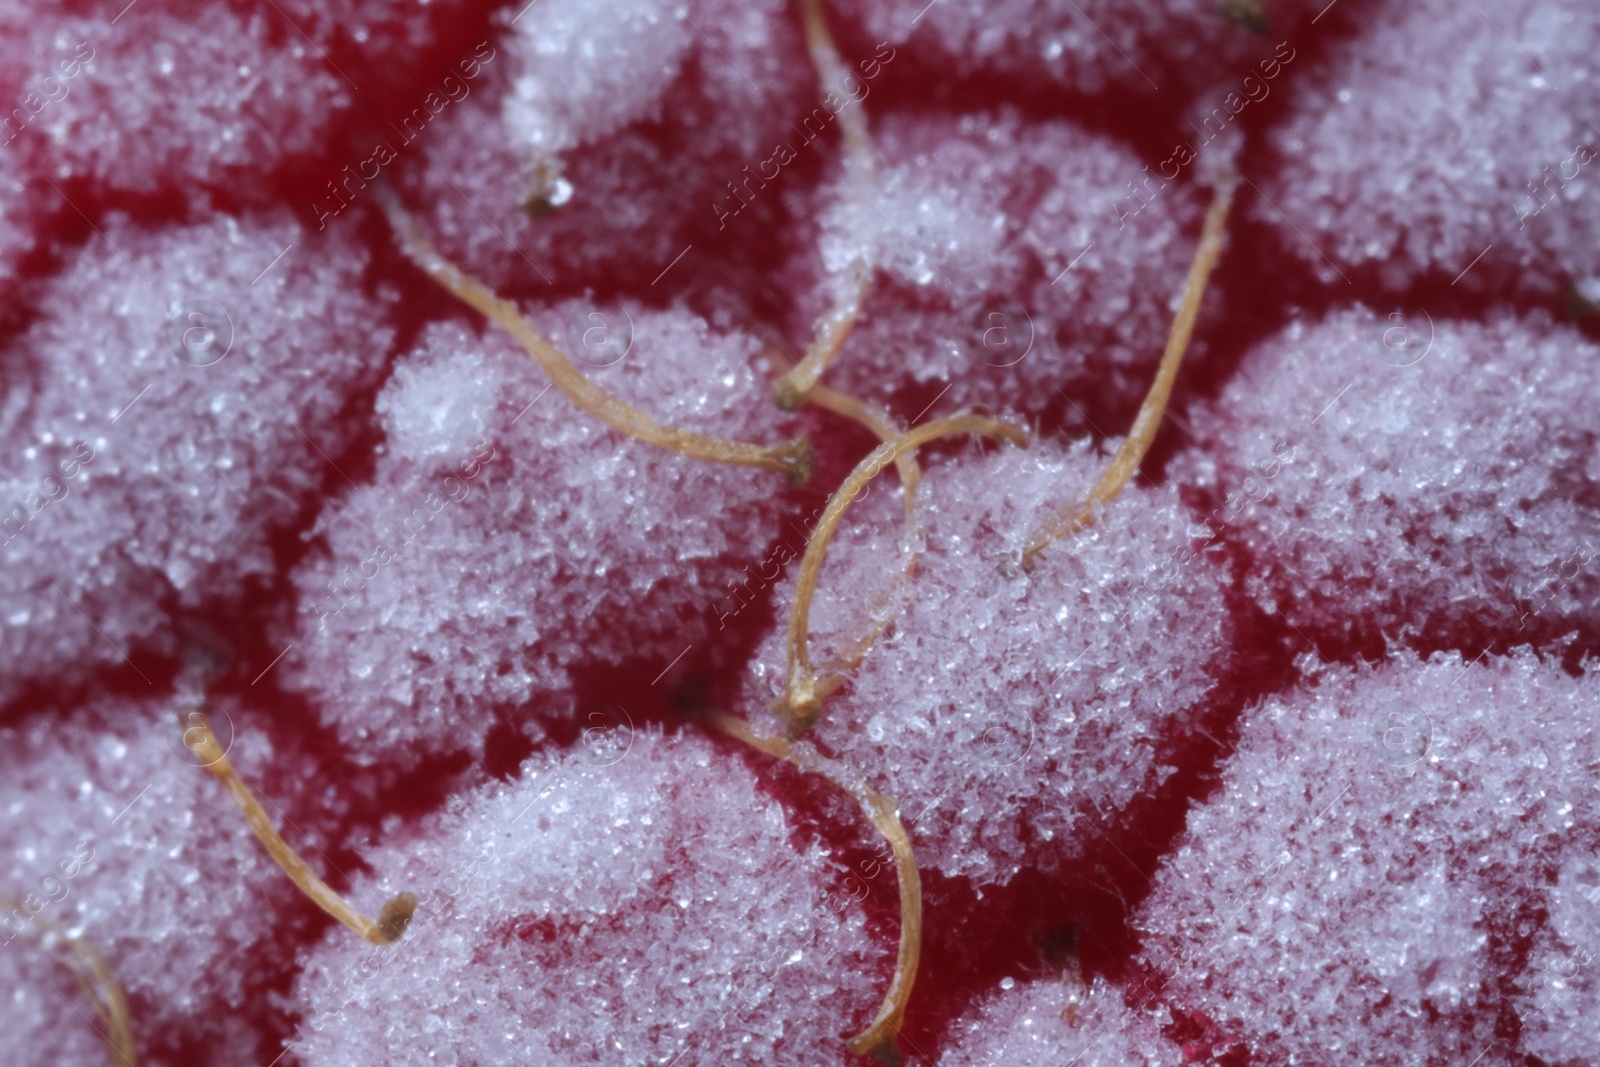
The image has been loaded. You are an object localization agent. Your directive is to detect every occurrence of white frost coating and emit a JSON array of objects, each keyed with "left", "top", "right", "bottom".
[
  {"left": 0, "top": 147, "right": 34, "bottom": 278},
  {"left": 743, "top": 439, "right": 1234, "bottom": 887},
  {"left": 0, "top": 211, "right": 392, "bottom": 708},
  {"left": 377, "top": 344, "right": 499, "bottom": 464},
  {"left": 1260, "top": 0, "right": 1600, "bottom": 292},
  {"left": 501, "top": 0, "right": 693, "bottom": 160},
  {"left": 941, "top": 977, "right": 1180, "bottom": 1067},
  {"left": 282, "top": 309, "right": 799, "bottom": 768},
  {"left": 789, "top": 108, "right": 1202, "bottom": 422},
  {"left": 0, "top": 1, "right": 349, "bottom": 197},
  {"left": 4, "top": 1, "right": 1600, "bottom": 1062},
  {"left": 291, "top": 731, "right": 886, "bottom": 1067},
  {"left": 0, "top": 695, "right": 315, "bottom": 1067},
  {"left": 1134, "top": 651, "right": 1600, "bottom": 1067},
  {"left": 400, "top": 0, "right": 807, "bottom": 292},
  {"left": 833, "top": 0, "right": 1323, "bottom": 95},
  {"left": 1516, "top": 851, "right": 1600, "bottom": 1064},
  {"left": 1172, "top": 306, "right": 1600, "bottom": 654}
]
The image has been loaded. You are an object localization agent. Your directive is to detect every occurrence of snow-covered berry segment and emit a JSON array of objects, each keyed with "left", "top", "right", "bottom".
[
  {"left": 396, "top": 0, "right": 810, "bottom": 292},
  {"left": 291, "top": 731, "right": 887, "bottom": 1066},
  {"left": 502, "top": 0, "right": 808, "bottom": 168},
  {"left": 746, "top": 439, "right": 1234, "bottom": 887},
  {"left": 787, "top": 108, "right": 1203, "bottom": 424},
  {"left": 0, "top": 694, "right": 318, "bottom": 1067},
  {"left": 1173, "top": 306, "right": 1600, "bottom": 656},
  {"left": 253, "top": 0, "right": 490, "bottom": 113},
  {"left": 835, "top": 0, "right": 1318, "bottom": 97},
  {"left": 280, "top": 309, "right": 799, "bottom": 767},
  {"left": 1258, "top": 0, "right": 1600, "bottom": 293},
  {"left": 941, "top": 977, "right": 1180, "bottom": 1067},
  {"left": 0, "top": 945, "right": 114, "bottom": 1067},
  {"left": 1133, "top": 651, "right": 1600, "bottom": 1067},
  {"left": 0, "top": 149, "right": 38, "bottom": 280},
  {"left": 0, "top": 2, "right": 350, "bottom": 201},
  {"left": 1515, "top": 851, "right": 1600, "bottom": 1064},
  {"left": 501, "top": 0, "right": 695, "bottom": 163},
  {"left": 0, "top": 211, "right": 393, "bottom": 708}
]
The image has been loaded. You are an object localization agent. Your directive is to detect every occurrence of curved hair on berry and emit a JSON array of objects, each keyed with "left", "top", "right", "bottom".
[
  {"left": 700, "top": 709, "right": 921, "bottom": 1066},
  {"left": 781, "top": 413, "right": 1031, "bottom": 737},
  {"left": 771, "top": 0, "right": 879, "bottom": 412},
  {"left": 1022, "top": 166, "right": 1236, "bottom": 569},
  {"left": 766, "top": 339, "right": 922, "bottom": 522},
  {"left": 377, "top": 182, "right": 816, "bottom": 485},
  {"left": 178, "top": 700, "right": 417, "bottom": 948},
  {"left": 0, "top": 902, "right": 138, "bottom": 1067}
]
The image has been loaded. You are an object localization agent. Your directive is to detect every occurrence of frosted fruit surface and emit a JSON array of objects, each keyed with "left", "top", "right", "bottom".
[
  {"left": 1134, "top": 651, "right": 1600, "bottom": 1067},
  {"left": 398, "top": 0, "right": 809, "bottom": 291},
  {"left": 0, "top": 212, "right": 391, "bottom": 706},
  {"left": 940, "top": 976, "right": 1181, "bottom": 1067},
  {"left": 291, "top": 731, "right": 887, "bottom": 1066},
  {"left": 0, "top": 0, "right": 1596, "bottom": 1064},
  {"left": 1259, "top": 0, "right": 1600, "bottom": 293},
  {"left": 1172, "top": 306, "right": 1600, "bottom": 656},
  {"left": 281, "top": 309, "right": 799, "bottom": 766},
  {"left": 834, "top": 0, "right": 1322, "bottom": 96},
  {"left": 0, "top": 2, "right": 350, "bottom": 200},
  {"left": 0, "top": 693, "right": 317, "bottom": 1067},
  {"left": 782, "top": 107, "right": 1203, "bottom": 424},
  {"left": 1515, "top": 850, "right": 1600, "bottom": 1064},
  {"left": 744, "top": 439, "right": 1234, "bottom": 887}
]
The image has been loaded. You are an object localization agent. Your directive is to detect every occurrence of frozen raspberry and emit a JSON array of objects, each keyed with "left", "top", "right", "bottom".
[
  {"left": 0, "top": 2, "right": 349, "bottom": 202},
  {"left": 1257, "top": 0, "right": 1600, "bottom": 295},
  {"left": 776, "top": 107, "right": 1205, "bottom": 428},
  {"left": 0, "top": 692, "right": 330, "bottom": 1067},
  {"left": 390, "top": 0, "right": 812, "bottom": 295}
]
